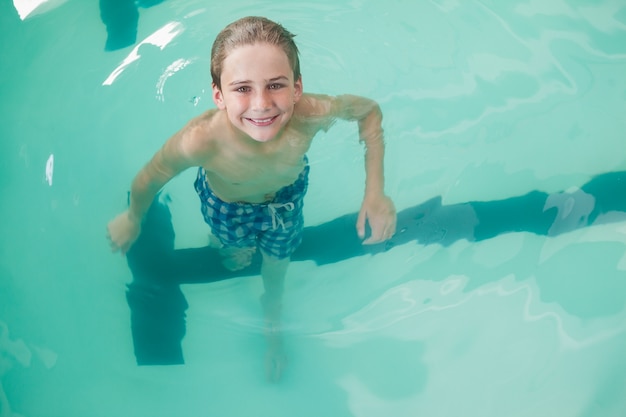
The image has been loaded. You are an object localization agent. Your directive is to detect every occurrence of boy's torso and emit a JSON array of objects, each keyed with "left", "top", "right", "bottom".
[{"left": 193, "top": 106, "right": 325, "bottom": 204}]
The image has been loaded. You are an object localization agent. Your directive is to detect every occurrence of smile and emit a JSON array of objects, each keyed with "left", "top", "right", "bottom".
[{"left": 245, "top": 115, "right": 278, "bottom": 126}]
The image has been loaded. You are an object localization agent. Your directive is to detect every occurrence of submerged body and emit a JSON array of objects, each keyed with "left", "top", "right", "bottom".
[{"left": 107, "top": 17, "right": 396, "bottom": 382}]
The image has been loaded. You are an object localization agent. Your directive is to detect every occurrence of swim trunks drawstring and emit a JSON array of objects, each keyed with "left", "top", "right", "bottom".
[{"left": 268, "top": 202, "right": 295, "bottom": 230}]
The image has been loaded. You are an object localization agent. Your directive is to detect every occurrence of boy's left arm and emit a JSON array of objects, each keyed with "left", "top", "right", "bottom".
[{"left": 331, "top": 94, "right": 397, "bottom": 244}]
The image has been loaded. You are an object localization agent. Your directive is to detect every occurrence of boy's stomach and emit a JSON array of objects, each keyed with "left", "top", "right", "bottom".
[{"left": 203, "top": 164, "right": 305, "bottom": 204}]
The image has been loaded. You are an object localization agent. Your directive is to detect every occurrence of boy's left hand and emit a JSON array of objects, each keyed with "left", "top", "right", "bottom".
[{"left": 357, "top": 194, "right": 397, "bottom": 245}]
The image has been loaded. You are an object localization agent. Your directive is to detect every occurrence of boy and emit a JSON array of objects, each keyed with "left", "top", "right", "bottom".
[{"left": 107, "top": 16, "right": 396, "bottom": 381}]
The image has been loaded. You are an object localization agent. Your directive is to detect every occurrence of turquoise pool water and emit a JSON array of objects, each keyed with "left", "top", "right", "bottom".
[{"left": 1, "top": 1, "right": 626, "bottom": 416}]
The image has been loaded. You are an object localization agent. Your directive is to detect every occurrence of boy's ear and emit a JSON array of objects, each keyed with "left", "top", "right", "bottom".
[
  {"left": 212, "top": 83, "right": 226, "bottom": 109},
  {"left": 293, "top": 76, "right": 303, "bottom": 103}
]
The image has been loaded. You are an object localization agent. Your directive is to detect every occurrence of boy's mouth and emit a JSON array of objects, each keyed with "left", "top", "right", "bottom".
[{"left": 245, "top": 115, "right": 278, "bottom": 127}]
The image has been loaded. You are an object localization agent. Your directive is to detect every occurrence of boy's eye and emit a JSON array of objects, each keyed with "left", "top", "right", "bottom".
[
  {"left": 268, "top": 83, "right": 284, "bottom": 90},
  {"left": 235, "top": 86, "right": 251, "bottom": 93}
]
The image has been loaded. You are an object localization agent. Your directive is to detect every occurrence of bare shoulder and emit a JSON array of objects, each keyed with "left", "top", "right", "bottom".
[
  {"left": 173, "top": 109, "right": 222, "bottom": 161},
  {"left": 293, "top": 93, "right": 337, "bottom": 132},
  {"left": 295, "top": 93, "right": 334, "bottom": 117},
  {"left": 295, "top": 93, "right": 380, "bottom": 123}
]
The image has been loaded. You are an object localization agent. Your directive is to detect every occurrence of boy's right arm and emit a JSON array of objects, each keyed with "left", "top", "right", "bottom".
[
  {"left": 107, "top": 118, "right": 211, "bottom": 253},
  {"left": 106, "top": 156, "right": 174, "bottom": 254}
]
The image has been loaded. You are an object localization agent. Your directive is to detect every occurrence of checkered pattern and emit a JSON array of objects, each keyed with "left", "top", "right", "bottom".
[{"left": 194, "top": 162, "right": 309, "bottom": 259}]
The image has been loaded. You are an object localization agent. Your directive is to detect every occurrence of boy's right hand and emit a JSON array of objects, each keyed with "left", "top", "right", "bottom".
[{"left": 107, "top": 210, "right": 141, "bottom": 254}]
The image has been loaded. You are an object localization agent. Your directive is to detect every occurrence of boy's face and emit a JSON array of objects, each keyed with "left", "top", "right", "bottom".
[{"left": 212, "top": 43, "right": 303, "bottom": 143}]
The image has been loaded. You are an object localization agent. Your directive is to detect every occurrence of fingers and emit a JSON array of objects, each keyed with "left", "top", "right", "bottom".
[
  {"left": 362, "top": 226, "right": 396, "bottom": 245},
  {"left": 356, "top": 208, "right": 367, "bottom": 239},
  {"left": 357, "top": 195, "right": 397, "bottom": 244},
  {"left": 361, "top": 216, "right": 397, "bottom": 245},
  {"left": 106, "top": 230, "right": 128, "bottom": 254},
  {"left": 106, "top": 233, "right": 118, "bottom": 253},
  {"left": 108, "top": 237, "right": 124, "bottom": 254},
  {"left": 106, "top": 217, "right": 138, "bottom": 255}
]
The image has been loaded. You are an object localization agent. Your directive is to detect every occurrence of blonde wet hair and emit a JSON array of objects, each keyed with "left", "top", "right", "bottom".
[{"left": 210, "top": 16, "right": 301, "bottom": 89}]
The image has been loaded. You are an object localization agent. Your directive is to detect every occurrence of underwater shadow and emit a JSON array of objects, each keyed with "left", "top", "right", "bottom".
[
  {"left": 125, "top": 170, "right": 626, "bottom": 365},
  {"left": 99, "top": 0, "right": 166, "bottom": 51}
]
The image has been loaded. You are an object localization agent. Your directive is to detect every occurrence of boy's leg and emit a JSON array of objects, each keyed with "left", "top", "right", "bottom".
[
  {"left": 260, "top": 250, "right": 290, "bottom": 382},
  {"left": 260, "top": 252, "right": 288, "bottom": 318},
  {"left": 218, "top": 245, "right": 257, "bottom": 271},
  {"left": 195, "top": 166, "right": 258, "bottom": 271}
]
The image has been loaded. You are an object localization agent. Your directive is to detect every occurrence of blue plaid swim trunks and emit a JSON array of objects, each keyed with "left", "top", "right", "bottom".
[{"left": 194, "top": 161, "right": 309, "bottom": 259}]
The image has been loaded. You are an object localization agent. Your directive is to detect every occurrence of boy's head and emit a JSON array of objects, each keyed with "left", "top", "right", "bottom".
[{"left": 211, "top": 16, "right": 301, "bottom": 90}]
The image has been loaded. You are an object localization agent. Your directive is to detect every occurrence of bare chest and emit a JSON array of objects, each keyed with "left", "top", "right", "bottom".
[{"left": 203, "top": 142, "right": 309, "bottom": 203}]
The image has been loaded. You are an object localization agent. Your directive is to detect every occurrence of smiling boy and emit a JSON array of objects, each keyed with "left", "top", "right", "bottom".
[{"left": 107, "top": 16, "right": 396, "bottom": 381}]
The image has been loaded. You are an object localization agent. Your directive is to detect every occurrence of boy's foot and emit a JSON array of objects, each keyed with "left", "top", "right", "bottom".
[
  {"left": 219, "top": 246, "right": 256, "bottom": 271},
  {"left": 266, "top": 340, "right": 287, "bottom": 383}
]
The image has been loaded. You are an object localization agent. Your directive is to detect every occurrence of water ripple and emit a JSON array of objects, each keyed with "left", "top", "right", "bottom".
[{"left": 316, "top": 273, "right": 626, "bottom": 351}]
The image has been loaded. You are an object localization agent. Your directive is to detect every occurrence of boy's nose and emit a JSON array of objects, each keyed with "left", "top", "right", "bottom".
[{"left": 252, "top": 91, "right": 271, "bottom": 111}]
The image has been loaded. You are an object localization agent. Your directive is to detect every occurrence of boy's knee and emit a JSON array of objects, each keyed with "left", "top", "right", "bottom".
[{"left": 260, "top": 249, "right": 290, "bottom": 265}]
